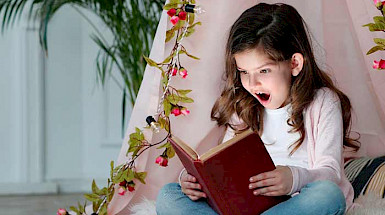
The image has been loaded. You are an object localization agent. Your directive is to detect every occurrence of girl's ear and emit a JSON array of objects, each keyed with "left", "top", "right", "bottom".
[{"left": 290, "top": 53, "right": 304, "bottom": 77}]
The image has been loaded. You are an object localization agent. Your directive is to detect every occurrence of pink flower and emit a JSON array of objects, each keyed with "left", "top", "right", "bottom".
[
  {"left": 170, "top": 16, "right": 179, "bottom": 25},
  {"left": 57, "top": 208, "right": 67, "bottom": 215},
  {"left": 373, "top": 0, "right": 385, "bottom": 6},
  {"left": 171, "top": 68, "right": 178, "bottom": 76},
  {"left": 179, "top": 68, "right": 188, "bottom": 78},
  {"left": 171, "top": 107, "right": 181, "bottom": 116},
  {"left": 373, "top": 59, "right": 385, "bottom": 69},
  {"left": 178, "top": 11, "right": 187, "bottom": 20},
  {"left": 155, "top": 156, "right": 168, "bottom": 167},
  {"left": 127, "top": 183, "right": 135, "bottom": 192},
  {"left": 118, "top": 186, "right": 126, "bottom": 196},
  {"left": 119, "top": 180, "right": 127, "bottom": 187},
  {"left": 167, "top": 8, "right": 176, "bottom": 17},
  {"left": 181, "top": 108, "right": 190, "bottom": 115}
]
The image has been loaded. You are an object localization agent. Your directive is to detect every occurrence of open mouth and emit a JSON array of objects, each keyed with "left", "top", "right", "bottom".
[{"left": 256, "top": 92, "right": 270, "bottom": 102}]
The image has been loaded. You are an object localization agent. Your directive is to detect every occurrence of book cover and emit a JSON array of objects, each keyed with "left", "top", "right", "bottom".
[{"left": 168, "top": 129, "right": 290, "bottom": 215}]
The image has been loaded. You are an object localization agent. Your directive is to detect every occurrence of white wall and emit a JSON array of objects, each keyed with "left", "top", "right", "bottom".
[{"left": 0, "top": 6, "right": 128, "bottom": 194}]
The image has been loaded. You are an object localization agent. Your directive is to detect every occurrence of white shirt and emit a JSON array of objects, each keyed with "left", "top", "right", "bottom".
[{"left": 261, "top": 104, "right": 308, "bottom": 168}]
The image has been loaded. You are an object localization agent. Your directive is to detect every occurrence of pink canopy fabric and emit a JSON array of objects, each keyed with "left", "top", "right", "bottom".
[{"left": 108, "top": 0, "right": 385, "bottom": 214}]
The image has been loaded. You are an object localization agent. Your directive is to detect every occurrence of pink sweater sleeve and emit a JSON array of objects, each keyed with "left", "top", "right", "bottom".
[{"left": 288, "top": 90, "right": 344, "bottom": 195}]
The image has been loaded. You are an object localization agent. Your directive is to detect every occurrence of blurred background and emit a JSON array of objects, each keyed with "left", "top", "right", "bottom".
[{"left": 0, "top": 1, "right": 164, "bottom": 214}]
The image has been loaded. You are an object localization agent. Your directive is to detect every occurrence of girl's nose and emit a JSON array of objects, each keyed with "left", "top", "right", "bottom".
[{"left": 249, "top": 74, "right": 261, "bottom": 86}]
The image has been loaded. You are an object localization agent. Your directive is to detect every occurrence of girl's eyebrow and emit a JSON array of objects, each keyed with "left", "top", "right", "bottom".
[{"left": 237, "top": 62, "right": 275, "bottom": 71}]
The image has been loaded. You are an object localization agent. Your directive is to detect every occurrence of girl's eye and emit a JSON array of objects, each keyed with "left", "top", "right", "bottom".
[
  {"left": 238, "top": 70, "right": 248, "bottom": 74},
  {"left": 260, "top": 69, "right": 269, "bottom": 74}
]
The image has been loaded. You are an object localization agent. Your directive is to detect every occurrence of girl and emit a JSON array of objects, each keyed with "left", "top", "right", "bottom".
[{"left": 156, "top": 3, "right": 359, "bottom": 215}]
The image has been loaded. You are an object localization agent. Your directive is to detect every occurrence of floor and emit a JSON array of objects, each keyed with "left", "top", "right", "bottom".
[{"left": 0, "top": 193, "right": 84, "bottom": 215}]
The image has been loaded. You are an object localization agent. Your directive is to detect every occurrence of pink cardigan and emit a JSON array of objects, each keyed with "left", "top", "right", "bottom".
[{"left": 287, "top": 87, "right": 354, "bottom": 210}]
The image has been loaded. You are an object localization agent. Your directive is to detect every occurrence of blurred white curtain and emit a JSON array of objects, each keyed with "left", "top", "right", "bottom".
[{"left": 108, "top": 1, "right": 385, "bottom": 214}]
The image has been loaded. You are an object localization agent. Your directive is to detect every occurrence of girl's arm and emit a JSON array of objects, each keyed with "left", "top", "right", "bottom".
[{"left": 288, "top": 90, "right": 344, "bottom": 195}]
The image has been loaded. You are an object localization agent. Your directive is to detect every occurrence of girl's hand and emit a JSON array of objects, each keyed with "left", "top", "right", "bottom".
[
  {"left": 180, "top": 171, "right": 207, "bottom": 201},
  {"left": 248, "top": 165, "right": 293, "bottom": 196}
]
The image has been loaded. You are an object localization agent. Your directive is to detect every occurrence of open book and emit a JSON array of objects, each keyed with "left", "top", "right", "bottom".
[{"left": 168, "top": 129, "right": 290, "bottom": 215}]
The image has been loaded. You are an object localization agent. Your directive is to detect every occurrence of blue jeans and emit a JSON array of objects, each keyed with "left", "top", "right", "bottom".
[{"left": 156, "top": 180, "right": 346, "bottom": 215}]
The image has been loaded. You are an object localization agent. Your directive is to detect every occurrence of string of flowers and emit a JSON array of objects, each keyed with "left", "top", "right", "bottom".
[
  {"left": 57, "top": 0, "right": 203, "bottom": 214},
  {"left": 364, "top": 0, "right": 385, "bottom": 70}
]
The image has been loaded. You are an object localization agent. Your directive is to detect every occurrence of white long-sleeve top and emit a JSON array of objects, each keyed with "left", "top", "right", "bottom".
[{"left": 223, "top": 87, "right": 354, "bottom": 210}]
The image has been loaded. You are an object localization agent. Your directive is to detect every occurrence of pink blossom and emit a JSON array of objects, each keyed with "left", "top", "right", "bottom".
[
  {"left": 170, "top": 16, "right": 179, "bottom": 25},
  {"left": 118, "top": 186, "right": 126, "bottom": 195},
  {"left": 167, "top": 8, "right": 176, "bottom": 17},
  {"left": 179, "top": 68, "right": 188, "bottom": 78},
  {"left": 171, "top": 107, "right": 181, "bottom": 116},
  {"left": 127, "top": 184, "right": 135, "bottom": 192},
  {"left": 373, "top": 0, "right": 385, "bottom": 6},
  {"left": 172, "top": 68, "right": 178, "bottom": 76},
  {"left": 181, "top": 108, "right": 190, "bottom": 115},
  {"left": 57, "top": 208, "right": 67, "bottom": 215},
  {"left": 155, "top": 156, "right": 168, "bottom": 167},
  {"left": 373, "top": 59, "right": 385, "bottom": 69},
  {"left": 178, "top": 11, "right": 187, "bottom": 20}
]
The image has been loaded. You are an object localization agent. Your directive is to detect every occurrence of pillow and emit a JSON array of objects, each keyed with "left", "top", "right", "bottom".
[{"left": 344, "top": 156, "right": 385, "bottom": 199}]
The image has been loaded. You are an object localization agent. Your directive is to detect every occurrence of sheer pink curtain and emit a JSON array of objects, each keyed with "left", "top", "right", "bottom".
[{"left": 108, "top": 1, "right": 385, "bottom": 214}]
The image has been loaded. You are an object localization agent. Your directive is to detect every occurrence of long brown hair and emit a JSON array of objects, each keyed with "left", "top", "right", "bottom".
[{"left": 211, "top": 3, "right": 360, "bottom": 154}]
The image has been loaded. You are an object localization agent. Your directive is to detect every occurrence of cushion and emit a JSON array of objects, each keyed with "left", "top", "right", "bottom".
[{"left": 344, "top": 156, "right": 385, "bottom": 199}]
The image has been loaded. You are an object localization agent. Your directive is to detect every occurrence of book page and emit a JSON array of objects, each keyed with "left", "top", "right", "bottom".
[
  {"left": 170, "top": 135, "right": 200, "bottom": 160},
  {"left": 200, "top": 129, "right": 254, "bottom": 161}
]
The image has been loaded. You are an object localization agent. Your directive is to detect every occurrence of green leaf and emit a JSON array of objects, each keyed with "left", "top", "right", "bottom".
[
  {"left": 179, "top": 96, "right": 194, "bottom": 103},
  {"left": 374, "top": 38, "right": 385, "bottom": 46},
  {"left": 373, "top": 16, "right": 385, "bottom": 24},
  {"left": 84, "top": 193, "right": 100, "bottom": 202},
  {"left": 164, "top": 99, "right": 172, "bottom": 117},
  {"left": 366, "top": 45, "right": 385, "bottom": 55},
  {"left": 125, "top": 168, "right": 135, "bottom": 182},
  {"left": 162, "top": 53, "right": 174, "bottom": 64},
  {"left": 134, "top": 171, "right": 147, "bottom": 184},
  {"left": 177, "top": 89, "right": 192, "bottom": 96},
  {"left": 174, "top": 20, "right": 186, "bottom": 30},
  {"left": 166, "top": 145, "right": 176, "bottom": 158},
  {"left": 92, "top": 179, "right": 99, "bottom": 194},
  {"left": 188, "top": 12, "right": 195, "bottom": 25},
  {"left": 164, "top": 3, "right": 178, "bottom": 10},
  {"left": 166, "top": 28, "right": 176, "bottom": 42},
  {"left": 143, "top": 55, "right": 158, "bottom": 67},
  {"left": 167, "top": 94, "right": 180, "bottom": 105},
  {"left": 69, "top": 206, "right": 79, "bottom": 213},
  {"left": 179, "top": 50, "right": 200, "bottom": 60}
]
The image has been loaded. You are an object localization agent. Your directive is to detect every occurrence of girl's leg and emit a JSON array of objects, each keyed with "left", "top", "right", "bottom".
[
  {"left": 156, "top": 183, "right": 218, "bottom": 215},
  {"left": 262, "top": 180, "right": 346, "bottom": 215}
]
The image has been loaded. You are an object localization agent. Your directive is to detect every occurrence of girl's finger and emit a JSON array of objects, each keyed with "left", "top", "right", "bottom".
[
  {"left": 261, "top": 191, "right": 281, "bottom": 196},
  {"left": 250, "top": 171, "right": 276, "bottom": 182},
  {"left": 183, "top": 181, "right": 202, "bottom": 190},
  {"left": 187, "top": 195, "right": 200, "bottom": 201},
  {"left": 184, "top": 188, "right": 207, "bottom": 198},
  {"left": 253, "top": 185, "right": 279, "bottom": 195},
  {"left": 249, "top": 178, "right": 277, "bottom": 189},
  {"left": 184, "top": 174, "right": 196, "bottom": 182}
]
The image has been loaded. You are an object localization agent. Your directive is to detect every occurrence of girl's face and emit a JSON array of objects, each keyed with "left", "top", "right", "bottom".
[{"left": 234, "top": 48, "right": 293, "bottom": 110}]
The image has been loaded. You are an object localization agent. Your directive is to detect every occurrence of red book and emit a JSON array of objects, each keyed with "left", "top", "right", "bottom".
[{"left": 168, "top": 129, "right": 290, "bottom": 215}]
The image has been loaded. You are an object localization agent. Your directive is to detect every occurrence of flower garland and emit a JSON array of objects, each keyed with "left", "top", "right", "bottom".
[
  {"left": 364, "top": 0, "right": 385, "bottom": 70},
  {"left": 57, "top": 0, "right": 203, "bottom": 214}
]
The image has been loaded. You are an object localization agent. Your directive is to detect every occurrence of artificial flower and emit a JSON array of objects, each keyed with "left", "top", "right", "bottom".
[
  {"left": 167, "top": 8, "right": 177, "bottom": 17},
  {"left": 57, "top": 208, "right": 68, "bottom": 215},
  {"left": 155, "top": 155, "right": 168, "bottom": 167},
  {"left": 127, "top": 182, "right": 136, "bottom": 192},
  {"left": 118, "top": 186, "right": 126, "bottom": 195},
  {"left": 179, "top": 68, "right": 188, "bottom": 78},
  {"left": 172, "top": 68, "right": 178, "bottom": 76},
  {"left": 170, "top": 16, "right": 179, "bottom": 25},
  {"left": 178, "top": 11, "right": 187, "bottom": 20},
  {"left": 181, "top": 108, "right": 190, "bottom": 115},
  {"left": 373, "top": 59, "right": 385, "bottom": 69},
  {"left": 171, "top": 107, "right": 181, "bottom": 116}
]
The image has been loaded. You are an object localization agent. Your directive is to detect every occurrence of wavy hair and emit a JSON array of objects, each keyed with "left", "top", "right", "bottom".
[{"left": 211, "top": 3, "right": 360, "bottom": 154}]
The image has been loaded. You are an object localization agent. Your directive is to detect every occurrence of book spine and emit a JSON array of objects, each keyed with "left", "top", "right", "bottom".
[{"left": 194, "top": 161, "right": 230, "bottom": 215}]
